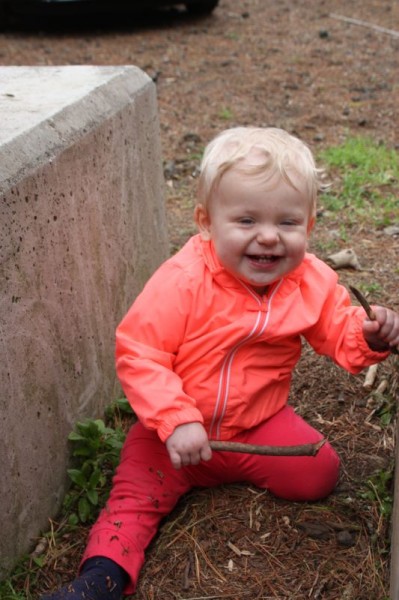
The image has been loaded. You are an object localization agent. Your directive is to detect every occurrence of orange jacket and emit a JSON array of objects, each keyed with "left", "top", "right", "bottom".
[{"left": 116, "top": 235, "right": 387, "bottom": 442}]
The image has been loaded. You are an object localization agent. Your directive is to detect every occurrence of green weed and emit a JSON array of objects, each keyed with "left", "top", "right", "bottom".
[
  {"left": 372, "top": 391, "right": 396, "bottom": 428},
  {"left": 359, "top": 282, "right": 383, "bottom": 296},
  {"left": 218, "top": 106, "right": 234, "bottom": 120},
  {"left": 0, "top": 550, "right": 48, "bottom": 600},
  {"left": 0, "top": 580, "right": 26, "bottom": 600},
  {"left": 63, "top": 398, "right": 133, "bottom": 525},
  {"left": 360, "top": 466, "right": 394, "bottom": 518},
  {"left": 318, "top": 136, "right": 399, "bottom": 226}
]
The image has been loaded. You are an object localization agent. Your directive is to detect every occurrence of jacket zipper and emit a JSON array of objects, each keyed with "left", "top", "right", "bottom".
[{"left": 209, "top": 280, "right": 283, "bottom": 440}]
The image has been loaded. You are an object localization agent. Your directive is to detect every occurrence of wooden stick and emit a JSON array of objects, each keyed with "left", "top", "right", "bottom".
[
  {"left": 330, "top": 13, "right": 399, "bottom": 39},
  {"left": 349, "top": 285, "right": 399, "bottom": 354},
  {"left": 349, "top": 286, "right": 377, "bottom": 321},
  {"left": 209, "top": 438, "right": 326, "bottom": 457}
]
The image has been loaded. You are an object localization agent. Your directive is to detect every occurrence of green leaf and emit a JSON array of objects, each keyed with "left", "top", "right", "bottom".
[
  {"left": 68, "top": 513, "right": 79, "bottom": 526},
  {"left": 88, "top": 469, "right": 102, "bottom": 489},
  {"left": 72, "top": 447, "right": 93, "bottom": 457},
  {"left": 93, "top": 419, "right": 107, "bottom": 433},
  {"left": 68, "top": 431, "right": 86, "bottom": 441},
  {"left": 32, "top": 556, "right": 45, "bottom": 568},
  {"left": 78, "top": 497, "right": 91, "bottom": 523},
  {"left": 380, "top": 412, "right": 392, "bottom": 426},
  {"left": 116, "top": 398, "right": 133, "bottom": 413},
  {"left": 76, "top": 421, "right": 92, "bottom": 433},
  {"left": 77, "top": 420, "right": 101, "bottom": 440},
  {"left": 67, "top": 469, "right": 87, "bottom": 488},
  {"left": 86, "top": 489, "right": 99, "bottom": 506},
  {"left": 81, "top": 460, "right": 95, "bottom": 475},
  {"left": 106, "top": 437, "right": 123, "bottom": 451}
]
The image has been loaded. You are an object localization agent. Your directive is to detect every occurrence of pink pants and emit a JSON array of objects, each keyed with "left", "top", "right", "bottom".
[{"left": 82, "top": 406, "right": 339, "bottom": 594}]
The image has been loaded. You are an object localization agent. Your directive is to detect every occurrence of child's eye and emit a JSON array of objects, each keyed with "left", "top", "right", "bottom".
[
  {"left": 239, "top": 217, "right": 255, "bottom": 225},
  {"left": 281, "top": 219, "right": 302, "bottom": 227}
]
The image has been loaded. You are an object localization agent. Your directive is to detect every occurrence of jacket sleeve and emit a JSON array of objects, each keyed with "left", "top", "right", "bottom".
[
  {"left": 302, "top": 260, "right": 389, "bottom": 372},
  {"left": 115, "top": 262, "right": 204, "bottom": 442}
]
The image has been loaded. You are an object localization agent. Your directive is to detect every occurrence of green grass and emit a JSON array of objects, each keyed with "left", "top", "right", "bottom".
[
  {"left": 360, "top": 466, "right": 395, "bottom": 518},
  {"left": 218, "top": 106, "right": 235, "bottom": 120},
  {"left": 318, "top": 136, "right": 399, "bottom": 227},
  {"left": 0, "top": 581, "right": 26, "bottom": 600}
]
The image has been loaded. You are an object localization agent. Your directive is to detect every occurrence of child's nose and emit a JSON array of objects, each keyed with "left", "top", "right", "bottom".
[{"left": 256, "top": 225, "right": 279, "bottom": 245}]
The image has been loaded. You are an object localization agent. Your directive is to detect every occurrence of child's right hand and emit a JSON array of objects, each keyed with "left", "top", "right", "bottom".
[{"left": 166, "top": 422, "right": 212, "bottom": 469}]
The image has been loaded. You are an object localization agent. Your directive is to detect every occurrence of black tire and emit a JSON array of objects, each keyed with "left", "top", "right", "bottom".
[
  {"left": 0, "top": 1, "right": 9, "bottom": 30},
  {"left": 185, "top": 0, "right": 219, "bottom": 16}
]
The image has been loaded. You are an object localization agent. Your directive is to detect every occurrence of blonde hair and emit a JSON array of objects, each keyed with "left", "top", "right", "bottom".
[{"left": 197, "top": 127, "right": 323, "bottom": 217}]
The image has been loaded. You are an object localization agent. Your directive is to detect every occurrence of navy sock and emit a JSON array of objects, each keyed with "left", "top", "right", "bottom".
[{"left": 40, "top": 556, "right": 129, "bottom": 600}]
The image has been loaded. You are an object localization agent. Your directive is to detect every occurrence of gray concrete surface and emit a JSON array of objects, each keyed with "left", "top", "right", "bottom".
[{"left": 0, "top": 65, "right": 169, "bottom": 578}]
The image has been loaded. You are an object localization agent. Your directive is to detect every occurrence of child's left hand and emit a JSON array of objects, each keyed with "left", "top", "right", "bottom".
[{"left": 362, "top": 306, "right": 399, "bottom": 353}]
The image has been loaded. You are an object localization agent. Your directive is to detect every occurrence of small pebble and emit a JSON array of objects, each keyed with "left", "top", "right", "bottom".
[{"left": 337, "top": 530, "right": 355, "bottom": 547}]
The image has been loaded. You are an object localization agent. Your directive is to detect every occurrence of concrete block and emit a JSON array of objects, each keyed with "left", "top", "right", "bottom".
[{"left": 0, "top": 66, "right": 169, "bottom": 577}]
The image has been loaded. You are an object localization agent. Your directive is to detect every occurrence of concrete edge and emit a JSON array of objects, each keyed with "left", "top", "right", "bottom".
[{"left": 0, "top": 65, "right": 153, "bottom": 194}]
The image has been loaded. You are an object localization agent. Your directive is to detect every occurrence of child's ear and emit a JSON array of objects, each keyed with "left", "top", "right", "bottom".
[
  {"left": 194, "top": 204, "right": 212, "bottom": 241},
  {"left": 307, "top": 216, "right": 315, "bottom": 235}
]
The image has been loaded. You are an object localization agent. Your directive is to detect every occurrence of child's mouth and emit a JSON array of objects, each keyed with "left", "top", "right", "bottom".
[{"left": 247, "top": 254, "right": 278, "bottom": 264}]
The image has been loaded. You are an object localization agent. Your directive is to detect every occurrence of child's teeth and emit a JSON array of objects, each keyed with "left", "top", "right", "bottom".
[{"left": 258, "top": 256, "right": 273, "bottom": 262}]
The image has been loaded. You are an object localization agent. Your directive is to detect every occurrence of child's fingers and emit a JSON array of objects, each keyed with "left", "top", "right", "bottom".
[
  {"left": 168, "top": 449, "right": 182, "bottom": 470},
  {"left": 362, "top": 318, "right": 380, "bottom": 337},
  {"left": 168, "top": 446, "right": 211, "bottom": 469},
  {"left": 373, "top": 308, "right": 399, "bottom": 346},
  {"left": 200, "top": 444, "right": 212, "bottom": 462}
]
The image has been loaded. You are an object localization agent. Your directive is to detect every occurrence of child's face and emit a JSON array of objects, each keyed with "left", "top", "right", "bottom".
[{"left": 196, "top": 166, "right": 314, "bottom": 293}]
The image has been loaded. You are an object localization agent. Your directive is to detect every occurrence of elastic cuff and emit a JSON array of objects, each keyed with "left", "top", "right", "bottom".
[{"left": 156, "top": 408, "right": 204, "bottom": 442}]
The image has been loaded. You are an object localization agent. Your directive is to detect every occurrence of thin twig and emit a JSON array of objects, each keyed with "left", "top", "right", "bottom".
[
  {"left": 349, "top": 286, "right": 376, "bottom": 321},
  {"left": 180, "top": 528, "right": 227, "bottom": 583},
  {"left": 349, "top": 285, "right": 399, "bottom": 354},
  {"left": 330, "top": 13, "right": 399, "bottom": 39},
  {"left": 209, "top": 438, "right": 326, "bottom": 457}
]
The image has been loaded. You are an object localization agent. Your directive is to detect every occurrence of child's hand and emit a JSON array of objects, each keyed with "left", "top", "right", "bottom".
[
  {"left": 166, "top": 422, "right": 212, "bottom": 469},
  {"left": 362, "top": 306, "right": 399, "bottom": 353}
]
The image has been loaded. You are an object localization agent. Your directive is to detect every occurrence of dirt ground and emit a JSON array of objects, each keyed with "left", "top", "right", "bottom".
[{"left": 1, "top": 0, "right": 399, "bottom": 598}]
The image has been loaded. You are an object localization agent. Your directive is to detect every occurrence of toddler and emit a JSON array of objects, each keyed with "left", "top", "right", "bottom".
[{"left": 42, "top": 127, "right": 399, "bottom": 599}]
